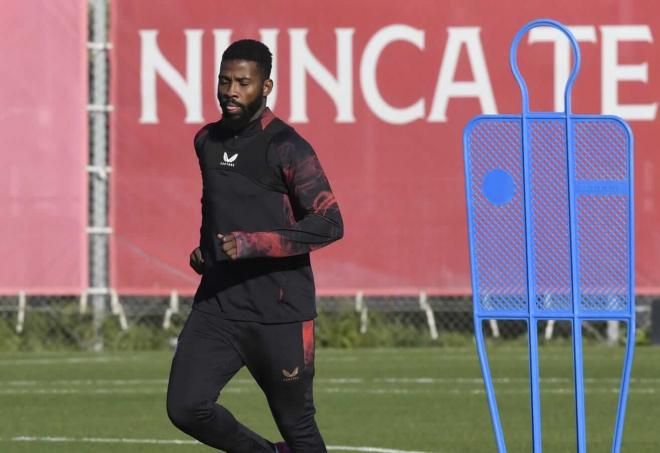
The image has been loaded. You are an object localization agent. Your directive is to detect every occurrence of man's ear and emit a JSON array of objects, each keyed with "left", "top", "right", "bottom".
[{"left": 262, "top": 78, "right": 273, "bottom": 97}]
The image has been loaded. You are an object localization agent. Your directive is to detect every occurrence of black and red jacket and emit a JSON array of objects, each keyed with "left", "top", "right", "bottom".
[{"left": 193, "top": 108, "right": 343, "bottom": 323}]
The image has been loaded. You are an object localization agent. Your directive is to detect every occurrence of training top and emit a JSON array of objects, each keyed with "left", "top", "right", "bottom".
[{"left": 192, "top": 108, "right": 343, "bottom": 323}]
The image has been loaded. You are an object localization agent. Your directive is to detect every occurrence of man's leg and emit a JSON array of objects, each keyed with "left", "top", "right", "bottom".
[
  {"left": 166, "top": 309, "right": 274, "bottom": 452},
  {"left": 242, "top": 319, "right": 326, "bottom": 453}
]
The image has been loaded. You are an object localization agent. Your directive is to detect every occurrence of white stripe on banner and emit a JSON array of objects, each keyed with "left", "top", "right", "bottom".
[{"left": 4, "top": 436, "right": 437, "bottom": 453}]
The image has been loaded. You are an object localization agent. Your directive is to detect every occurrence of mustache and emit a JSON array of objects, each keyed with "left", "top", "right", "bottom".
[{"left": 220, "top": 99, "right": 245, "bottom": 109}]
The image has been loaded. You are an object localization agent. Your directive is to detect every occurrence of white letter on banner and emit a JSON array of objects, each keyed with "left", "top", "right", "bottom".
[
  {"left": 140, "top": 29, "right": 203, "bottom": 124},
  {"left": 260, "top": 29, "right": 279, "bottom": 110},
  {"left": 428, "top": 27, "right": 497, "bottom": 122},
  {"left": 360, "top": 24, "right": 425, "bottom": 125},
  {"left": 289, "top": 28, "right": 355, "bottom": 123},
  {"left": 528, "top": 26, "right": 597, "bottom": 112},
  {"left": 601, "top": 25, "right": 657, "bottom": 121}
]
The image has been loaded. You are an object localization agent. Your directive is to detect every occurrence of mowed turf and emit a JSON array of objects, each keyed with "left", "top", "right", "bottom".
[{"left": 0, "top": 345, "right": 659, "bottom": 452}]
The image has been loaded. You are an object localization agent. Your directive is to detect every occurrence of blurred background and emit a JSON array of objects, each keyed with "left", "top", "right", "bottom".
[
  {"left": 2, "top": 1, "right": 660, "bottom": 452},
  {"left": 2, "top": 1, "right": 660, "bottom": 351}
]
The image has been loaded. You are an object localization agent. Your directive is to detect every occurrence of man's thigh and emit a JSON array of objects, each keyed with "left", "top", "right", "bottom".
[
  {"left": 168, "top": 309, "right": 245, "bottom": 401},
  {"left": 241, "top": 320, "right": 317, "bottom": 418}
]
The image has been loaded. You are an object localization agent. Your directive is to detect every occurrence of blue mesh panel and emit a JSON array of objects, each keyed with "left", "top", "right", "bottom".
[
  {"left": 574, "top": 119, "right": 631, "bottom": 312},
  {"left": 574, "top": 119, "right": 628, "bottom": 180},
  {"left": 577, "top": 196, "right": 629, "bottom": 311},
  {"left": 528, "top": 120, "right": 572, "bottom": 312},
  {"left": 467, "top": 120, "right": 527, "bottom": 313},
  {"left": 466, "top": 117, "right": 631, "bottom": 317}
]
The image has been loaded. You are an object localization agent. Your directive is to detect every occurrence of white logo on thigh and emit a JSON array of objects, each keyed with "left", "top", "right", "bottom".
[{"left": 282, "top": 367, "right": 300, "bottom": 382}]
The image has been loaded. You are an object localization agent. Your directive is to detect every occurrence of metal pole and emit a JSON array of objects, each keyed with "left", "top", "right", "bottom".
[
  {"left": 607, "top": 320, "right": 620, "bottom": 346},
  {"left": 88, "top": 0, "right": 111, "bottom": 351},
  {"left": 652, "top": 299, "right": 660, "bottom": 345}
]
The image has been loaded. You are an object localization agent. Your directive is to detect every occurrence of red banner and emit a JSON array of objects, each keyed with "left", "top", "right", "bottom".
[
  {"left": 0, "top": 1, "right": 88, "bottom": 294},
  {"left": 111, "top": 0, "right": 660, "bottom": 295}
]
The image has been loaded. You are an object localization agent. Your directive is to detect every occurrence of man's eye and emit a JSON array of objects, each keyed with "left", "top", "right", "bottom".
[{"left": 240, "top": 81, "right": 250, "bottom": 86}]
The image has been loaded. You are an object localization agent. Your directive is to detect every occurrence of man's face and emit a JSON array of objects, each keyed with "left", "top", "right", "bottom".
[{"left": 217, "top": 59, "right": 272, "bottom": 127}]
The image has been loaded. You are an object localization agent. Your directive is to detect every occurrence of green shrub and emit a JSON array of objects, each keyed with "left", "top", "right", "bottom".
[
  {"left": 316, "top": 310, "right": 474, "bottom": 348},
  {"left": 0, "top": 305, "right": 95, "bottom": 352},
  {"left": 0, "top": 305, "right": 187, "bottom": 352},
  {"left": 100, "top": 315, "right": 183, "bottom": 351}
]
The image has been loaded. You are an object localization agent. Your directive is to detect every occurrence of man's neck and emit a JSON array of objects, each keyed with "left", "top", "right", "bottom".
[
  {"left": 248, "top": 102, "right": 267, "bottom": 124},
  {"left": 223, "top": 100, "right": 268, "bottom": 133}
]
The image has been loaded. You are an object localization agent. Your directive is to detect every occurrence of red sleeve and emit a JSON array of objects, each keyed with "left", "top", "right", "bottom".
[{"left": 232, "top": 133, "right": 343, "bottom": 258}]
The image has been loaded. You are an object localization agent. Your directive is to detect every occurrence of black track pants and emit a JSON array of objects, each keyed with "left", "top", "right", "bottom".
[{"left": 166, "top": 308, "right": 326, "bottom": 452}]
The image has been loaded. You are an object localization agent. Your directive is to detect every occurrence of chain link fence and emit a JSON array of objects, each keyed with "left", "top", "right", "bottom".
[{"left": 0, "top": 293, "right": 657, "bottom": 351}]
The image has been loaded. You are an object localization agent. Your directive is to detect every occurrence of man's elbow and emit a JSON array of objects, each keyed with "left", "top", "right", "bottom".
[
  {"left": 331, "top": 226, "right": 344, "bottom": 243},
  {"left": 331, "top": 214, "right": 344, "bottom": 241}
]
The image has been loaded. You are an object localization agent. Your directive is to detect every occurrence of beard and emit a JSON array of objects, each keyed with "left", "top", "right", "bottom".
[{"left": 219, "top": 96, "right": 264, "bottom": 129}]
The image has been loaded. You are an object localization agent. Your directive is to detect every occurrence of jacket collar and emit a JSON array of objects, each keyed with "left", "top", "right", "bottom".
[{"left": 219, "top": 107, "right": 276, "bottom": 138}]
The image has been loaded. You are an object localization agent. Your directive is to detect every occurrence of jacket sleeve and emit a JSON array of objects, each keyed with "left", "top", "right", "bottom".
[
  {"left": 195, "top": 126, "right": 209, "bottom": 243},
  {"left": 232, "top": 133, "right": 343, "bottom": 259},
  {"left": 194, "top": 124, "right": 215, "bottom": 262}
]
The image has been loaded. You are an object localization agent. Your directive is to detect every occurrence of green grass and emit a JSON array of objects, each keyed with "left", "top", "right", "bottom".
[{"left": 0, "top": 345, "right": 658, "bottom": 452}]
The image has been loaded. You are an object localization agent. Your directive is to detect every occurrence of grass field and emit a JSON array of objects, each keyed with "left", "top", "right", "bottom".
[{"left": 0, "top": 345, "right": 659, "bottom": 452}]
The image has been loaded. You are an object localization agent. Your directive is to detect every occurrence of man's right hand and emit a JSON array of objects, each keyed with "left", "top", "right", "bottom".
[{"left": 189, "top": 247, "right": 205, "bottom": 275}]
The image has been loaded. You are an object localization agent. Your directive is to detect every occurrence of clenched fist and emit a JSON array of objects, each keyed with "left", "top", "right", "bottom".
[
  {"left": 218, "top": 233, "right": 238, "bottom": 260},
  {"left": 189, "top": 247, "right": 205, "bottom": 274}
]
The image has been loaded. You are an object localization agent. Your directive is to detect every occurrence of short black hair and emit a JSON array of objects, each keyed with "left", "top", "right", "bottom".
[{"left": 222, "top": 39, "right": 273, "bottom": 79}]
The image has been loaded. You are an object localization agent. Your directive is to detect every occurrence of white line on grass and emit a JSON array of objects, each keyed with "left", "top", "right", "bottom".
[
  {"left": 3, "top": 379, "right": 169, "bottom": 386},
  {"left": 0, "top": 387, "right": 657, "bottom": 396},
  {"left": 0, "top": 356, "right": 141, "bottom": 365},
  {"left": 375, "top": 377, "right": 660, "bottom": 385},
  {"left": 320, "top": 387, "right": 660, "bottom": 396},
  {"left": 0, "top": 389, "right": 168, "bottom": 395},
  {"left": 6, "top": 436, "right": 436, "bottom": 453},
  {"left": 11, "top": 436, "right": 197, "bottom": 445},
  {"left": 0, "top": 356, "right": 359, "bottom": 365},
  {"left": 1, "top": 378, "right": 364, "bottom": 386},
  {"left": 329, "top": 447, "right": 434, "bottom": 453},
  {"left": 3, "top": 376, "right": 659, "bottom": 387}
]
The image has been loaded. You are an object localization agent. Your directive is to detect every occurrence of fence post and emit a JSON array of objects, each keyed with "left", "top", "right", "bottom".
[
  {"left": 606, "top": 321, "right": 620, "bottom": 346},
  {"left": 419, "top": 291, "right": 439, "bottom": 340},
  {"left": 16, "top": 291, "right": 27, "bottom": 334},
  {"left": 163, "top": 290, "right": 180, "bottom": 329},
  {"left": 355, "top": 291, "right": 368, "bottom": 334},
  {"left": 88, "top": 0, "right": 112, "bottom": 351},
  {"left": 652, "top": 299, "right": 660, "bottom": 345}
]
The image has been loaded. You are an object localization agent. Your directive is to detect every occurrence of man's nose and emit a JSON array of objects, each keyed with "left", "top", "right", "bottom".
[{"left": 227, "top": 81, "right": 240, "bottom": 98}]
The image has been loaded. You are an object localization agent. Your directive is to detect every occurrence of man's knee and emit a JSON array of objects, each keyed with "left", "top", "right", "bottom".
[
  {"left": 276, "top": 414, "right": 324, "bottom": 452},
  {"left": 166, "top": 393, "right": 216, "bottom": 432}
]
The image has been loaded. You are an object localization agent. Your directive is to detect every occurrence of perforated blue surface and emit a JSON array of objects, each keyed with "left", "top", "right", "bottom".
[
  {"left": 463, "top": 19, "right": 634, "bottom": 453},
  {"left": 465, "top": 117, "right": 632, "bottom": 317},
  {"left": 467, "top": 120, "right": 528, "bottom": 314}
]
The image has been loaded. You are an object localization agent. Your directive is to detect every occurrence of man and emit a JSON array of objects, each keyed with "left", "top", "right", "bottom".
[{"left": 166, "top": 39, "right": 343, "bottom": 453}]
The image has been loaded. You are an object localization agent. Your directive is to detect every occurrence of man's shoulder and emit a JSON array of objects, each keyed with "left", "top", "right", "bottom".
[
  {"left": 268, "top": 120, "right": 314, "bottom": 154},
  {"left": 195, "top": 121, "right": 218, "bottom": 136},
  {"left": 194, "top": 121, "right": 217, "bottom": 148}
]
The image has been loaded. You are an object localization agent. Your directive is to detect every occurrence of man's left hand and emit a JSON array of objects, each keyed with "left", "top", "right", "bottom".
[{"left": 218, "top": 233, "right": 238, "bottom": 260}]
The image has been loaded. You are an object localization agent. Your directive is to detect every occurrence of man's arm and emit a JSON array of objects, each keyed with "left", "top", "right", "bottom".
[
  {"left": 190, "top": 124, "right": 212, "bottom": 271},
  {"left": 224, "top": 134, "right": 343, "bottom": 259}
]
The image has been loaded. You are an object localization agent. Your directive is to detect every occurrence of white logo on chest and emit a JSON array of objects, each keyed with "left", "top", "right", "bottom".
[{"left": 221, "top": 152, "right": 238, "bottom": 167}]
